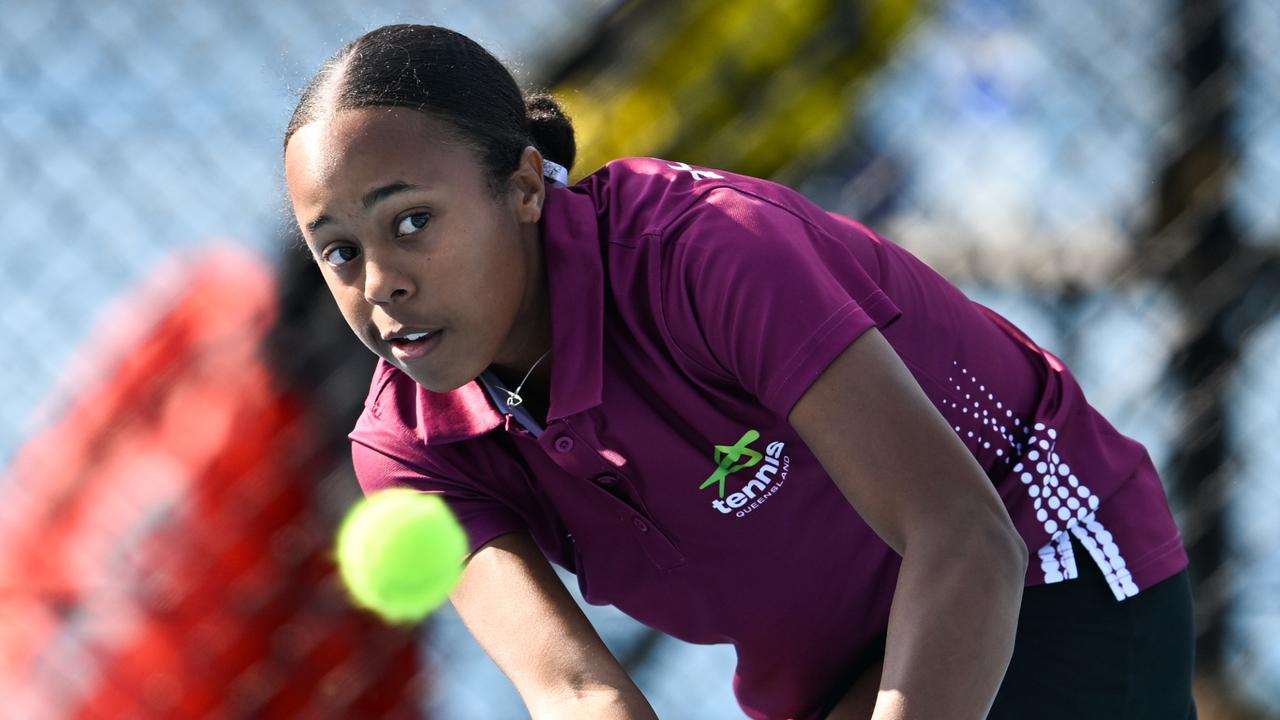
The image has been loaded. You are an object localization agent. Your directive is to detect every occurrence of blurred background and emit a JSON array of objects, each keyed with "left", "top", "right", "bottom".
[{"left": 1, "top": 0, "right": 1277, "bottom": 717}]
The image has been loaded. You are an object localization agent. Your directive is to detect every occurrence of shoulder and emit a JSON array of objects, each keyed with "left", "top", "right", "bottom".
[
  {"left": 583, "top": 158, "right": 880, "bottom": 253},
  {"left": 576, "top": 157, "right": 812, "bottom": 239}
]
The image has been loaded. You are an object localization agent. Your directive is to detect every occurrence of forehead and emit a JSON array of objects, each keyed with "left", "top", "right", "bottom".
[{"left": 284, "top": 107, "right": 468, "bottom": 205}]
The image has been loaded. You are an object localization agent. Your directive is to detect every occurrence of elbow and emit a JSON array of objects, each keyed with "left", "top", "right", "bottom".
[
  {"left": 1006, "top": 529, "right": 1029, "bottom": 581},
  {"left": 907, "top": 513, "right": 1027, "bottom": 588},
  {"left": 946, "top": 508, "right": 1027, "bottom": 586},
  {"left": 1014, "top": 529, "right": 1029, "bottom": 570},
  {"left": 986, "top": 515, "right": 1029, "bottom": 584}
]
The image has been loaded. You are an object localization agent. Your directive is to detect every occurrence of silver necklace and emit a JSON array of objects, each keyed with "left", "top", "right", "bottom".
[{"left": 505, "top": 349, "right": 552, "bottom": 408}]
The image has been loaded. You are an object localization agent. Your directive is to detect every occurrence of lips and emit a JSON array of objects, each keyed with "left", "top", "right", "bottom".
[
  {"left": 381, "top": 325, "right": 439, "bottom": 342},
  {"left": 385, "top": 328, "right": 443, "bottom": 362}
]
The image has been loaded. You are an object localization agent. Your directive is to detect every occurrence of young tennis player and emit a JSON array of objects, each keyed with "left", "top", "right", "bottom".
[{"left": 283, "top": 24, "right": 1196, "bottom": 720}]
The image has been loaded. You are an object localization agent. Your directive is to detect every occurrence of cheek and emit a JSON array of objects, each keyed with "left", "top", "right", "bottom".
[
  {"left": 473, "top": 215, "right": 527, "bottom": 283},
  {"left": 320, "top": 275, "right": 373, "bottom": 338},
  {"left": 439, "top": 217, "right": 522, "bottom": 301},
  {"left": 467, "top": 233, "right": 527, "bottom": 317}
]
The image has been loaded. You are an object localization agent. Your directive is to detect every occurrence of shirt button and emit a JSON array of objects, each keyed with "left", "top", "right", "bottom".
[
  {"left": 632, "top": 517, "right": 649, "bottom": 533},
  {"left": 595, "top": 474, "right": 617, "bottom": 486},
  {"left": 553, "top": 436, "right": 574, "bottom": 453}
]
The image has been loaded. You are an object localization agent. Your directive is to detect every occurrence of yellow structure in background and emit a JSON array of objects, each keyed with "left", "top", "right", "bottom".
[{"left": 553, "top": 0, "right": 922, "bottom": 183}]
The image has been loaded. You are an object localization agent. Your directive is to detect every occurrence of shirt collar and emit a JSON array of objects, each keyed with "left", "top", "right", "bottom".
[
  {"left": 541, "top": 185, "right": 605, "bottom": 421},
  {"left": 406, "top": 184, "right": 603, "bottom": 445}
]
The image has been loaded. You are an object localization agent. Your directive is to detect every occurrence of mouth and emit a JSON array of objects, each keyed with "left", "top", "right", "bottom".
[{"left": 384, "top": 328, "right": 444, "bottom": 362}]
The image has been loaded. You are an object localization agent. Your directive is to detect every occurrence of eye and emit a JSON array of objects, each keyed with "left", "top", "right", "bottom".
[
  {"left": 396, "top": 212, "right": 431, "bottom": 237},
  {"left": 321, "top": 245, "right": 359, "bottom": 268}
]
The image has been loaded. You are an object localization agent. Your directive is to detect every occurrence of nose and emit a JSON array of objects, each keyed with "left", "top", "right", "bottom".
[{"left": 363, "top": 256, "right": 414, "bottom": 305}]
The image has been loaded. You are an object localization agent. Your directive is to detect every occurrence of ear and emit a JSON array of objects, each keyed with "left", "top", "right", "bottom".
[{"left": 510, "top": 146, "right": 547, "bottom": 224}]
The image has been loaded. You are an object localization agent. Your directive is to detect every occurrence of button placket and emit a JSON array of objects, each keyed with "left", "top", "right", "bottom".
[{"left": 545, "top": 419, "right": 685, "bottom": 570}]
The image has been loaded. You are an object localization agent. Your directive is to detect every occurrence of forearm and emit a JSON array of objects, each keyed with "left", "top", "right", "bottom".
[
  {"left": 871, "top": 526, "right": 1027, "bottom": 720},
  {"left": 454, "top": 535, "right": 658, "bottom": 720},
  {"left": 501, "top": 621, "right": 659, "bottom": 720},
  {"left": 530, "top": 682, "right": 658, "bottom": 720}
]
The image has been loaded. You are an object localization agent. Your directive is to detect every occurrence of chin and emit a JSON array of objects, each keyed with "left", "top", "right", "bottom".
[{"left": 403, "top": 364, "right": 473, "bottom": 394}]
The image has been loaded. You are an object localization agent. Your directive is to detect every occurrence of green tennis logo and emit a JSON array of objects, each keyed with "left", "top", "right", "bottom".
[
  {"left": 700, "top": 429, "right": 764, "bottom": 498},
  {"left": 701, "top": 429, "right": 791, "bottom": 517}
]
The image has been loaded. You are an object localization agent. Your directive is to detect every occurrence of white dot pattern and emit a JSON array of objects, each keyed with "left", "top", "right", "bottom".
[{"left": 947, "top": 363, "right": 1139, "bottom": 600}]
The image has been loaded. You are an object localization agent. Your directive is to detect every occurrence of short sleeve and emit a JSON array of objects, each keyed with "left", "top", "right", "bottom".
[
  {"left": 350, "top": 440, "right": 528, "bottom": 556},
  {"left": 663, "top": 187, "right": 901, "bottom": 417}
]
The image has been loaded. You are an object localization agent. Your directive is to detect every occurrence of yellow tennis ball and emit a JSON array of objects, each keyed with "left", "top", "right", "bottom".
[{"left": 335, "top": 489, "right": 468, "bottom": 623}]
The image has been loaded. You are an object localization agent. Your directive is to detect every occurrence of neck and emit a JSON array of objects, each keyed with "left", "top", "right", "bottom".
[{"left": 490, "top": 222, "right": 553, "bottom": 397}]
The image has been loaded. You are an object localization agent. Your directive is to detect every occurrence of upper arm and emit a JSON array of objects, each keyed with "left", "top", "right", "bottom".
[
  {"left": 660, "top": 188, "right": 1018, "bottom": 553},
  {"left": 451, "top": 534, "right": 645, "bottom": 714},
  {"left": 788, "top": 329, "right": 1022, "bottom": 555}
]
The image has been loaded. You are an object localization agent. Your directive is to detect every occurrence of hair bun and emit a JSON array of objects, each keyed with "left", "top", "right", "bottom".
[{"left": 524, "top": 92, "right": 576, "bottom": 174}]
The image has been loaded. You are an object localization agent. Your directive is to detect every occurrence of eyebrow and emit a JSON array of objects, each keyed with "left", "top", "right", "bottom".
[{"left": 304, "top": 181, "right": 421, "bottom": 232}]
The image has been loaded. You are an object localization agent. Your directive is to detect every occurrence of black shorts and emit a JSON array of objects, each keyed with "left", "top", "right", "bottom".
[{"left": 823, "top": 537, "right": 1197, "bottom": 719}]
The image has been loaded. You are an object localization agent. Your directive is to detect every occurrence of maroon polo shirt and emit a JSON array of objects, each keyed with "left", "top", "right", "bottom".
[{"left": 350, "top": 158, "right": 1187, "bottom": 720}]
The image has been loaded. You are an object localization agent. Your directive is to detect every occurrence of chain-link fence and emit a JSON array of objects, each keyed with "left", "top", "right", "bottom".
[{"left": 2, "top": 0, "right": 1277, "bottom": 718}]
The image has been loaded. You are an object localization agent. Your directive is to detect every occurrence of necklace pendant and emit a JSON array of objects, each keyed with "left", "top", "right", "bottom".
[{"left": 502, "top": 348, "right": 550, "bottom": 412}]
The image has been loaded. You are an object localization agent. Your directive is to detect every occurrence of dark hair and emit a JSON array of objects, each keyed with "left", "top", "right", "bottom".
[{"left": 285, "top": 24, "right": 576, "bottom": 188}]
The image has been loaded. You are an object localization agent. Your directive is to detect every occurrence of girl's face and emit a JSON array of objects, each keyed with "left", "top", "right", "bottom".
[{"left": 284, "top": 107, "right": 547, "bottom": 392}]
